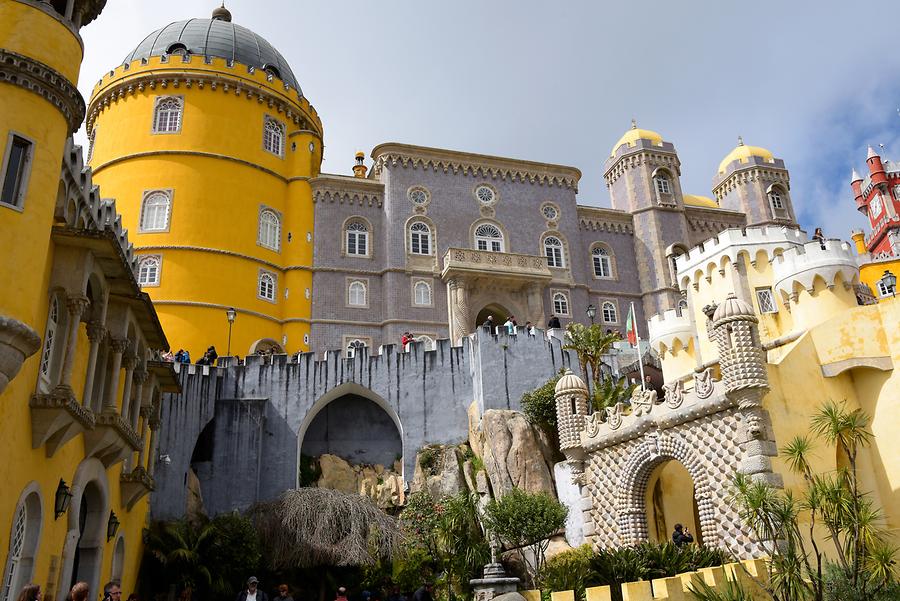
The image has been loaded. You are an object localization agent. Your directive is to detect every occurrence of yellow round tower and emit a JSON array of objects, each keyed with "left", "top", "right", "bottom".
[{"left": 86, "top": 7, "right": 323, "bottom": 358}]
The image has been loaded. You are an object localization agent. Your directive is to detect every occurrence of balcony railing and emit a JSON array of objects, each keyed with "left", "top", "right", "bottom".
[{"left": 441, "top": 247, "right": 552, "bottom": 281}]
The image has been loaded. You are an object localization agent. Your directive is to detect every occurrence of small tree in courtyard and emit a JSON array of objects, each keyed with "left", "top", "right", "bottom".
[
  {"left": 725, "top": 401, "right": 898, "bottom": 601},
  {"left": 563, "top": 324, "right": 621, "bottom": 410},
  {"left": 483, "top": 488, "right": 568, "bottom": 587}
]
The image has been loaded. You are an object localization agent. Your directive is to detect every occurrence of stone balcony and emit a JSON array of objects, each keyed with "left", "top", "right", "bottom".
[
  {"left": 120, "top": 465, "right": 155, "bottom": 510},
  {"left": 441, "top": 247, "right": 552, "bottom": 284},
  {"left": 83, "top": 409, "right": 143, "bottom": 466},
  {"left": 30, "top": 386, "right": 96, "bottom": 456}
]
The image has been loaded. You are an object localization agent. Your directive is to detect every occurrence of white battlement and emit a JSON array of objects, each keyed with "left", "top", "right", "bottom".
[
  {"left": 772, "top": 239, "right": 858, "bottom": 296},
  {"left": 676, "top": 226, "right": 806, "bottom": 289},
  {"left": 648, "top": 309, "right": 693, "bottom": 353}
]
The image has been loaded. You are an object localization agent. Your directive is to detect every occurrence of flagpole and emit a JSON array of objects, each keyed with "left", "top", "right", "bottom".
[{"left": 631, "top": 302, "right": 648, "bottom": 389}]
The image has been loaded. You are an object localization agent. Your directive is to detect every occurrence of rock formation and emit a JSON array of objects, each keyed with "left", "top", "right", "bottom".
[
  {"left": 314, "top": 454, "right": 405, "bottom": 508},
  {"left": 479, "top": 410, "right": 557, "bottom": 497}
]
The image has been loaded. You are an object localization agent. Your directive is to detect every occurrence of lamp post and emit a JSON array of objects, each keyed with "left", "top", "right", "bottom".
[
  {"left": 225, "top": 307, "right": 237, "bottom": 356},
  {"left": 54, "top": 479, "right": 73, "bottom": 519},
  {"left": 586, "top": 304, "right": 596, "bottom": 325},
  {"left": 880, "top": 270, "right": 897, "bottom": 298}
]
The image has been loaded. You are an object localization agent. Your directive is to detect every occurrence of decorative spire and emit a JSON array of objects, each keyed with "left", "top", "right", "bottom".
[
  {"left": 737, "top": 135, "right": 744, "bottom": 146},
  {"left": 851, "top": 168, "right": 863, "bottom": 183},
  {"left": 631, "top": 118, "right": 637, "bottom": 130},
  {"left": 212, "top": 3, "right": 232, "bottom": 22},
  {"left": 867, "top": 145, "right": 879, "bottom": 159}
]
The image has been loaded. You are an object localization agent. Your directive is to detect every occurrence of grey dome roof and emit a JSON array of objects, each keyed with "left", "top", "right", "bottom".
[{"left": 123, "top": 18, "right": 301, "bottom": 93}]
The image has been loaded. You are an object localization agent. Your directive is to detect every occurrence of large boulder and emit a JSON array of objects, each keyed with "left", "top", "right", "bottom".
[
  {"left": 316, "top": 454, "right": 405, "bottom": 508},
  {"left": 481, "top": 410, "right": 557, "bottom": 497},
  {"left": 317, "top": 454, "right": 358, "bottom": 493},
  {"left": 410, "top": 445, "right": 468, "bottom": 498}
]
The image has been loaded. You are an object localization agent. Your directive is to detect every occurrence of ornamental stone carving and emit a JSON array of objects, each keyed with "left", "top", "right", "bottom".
[
  {"left": 0, "top": 315, "right": 41, "bottom": 395},
  {"left": 663, "top": 379, "right": 684, "bottom": 409},
  {"left": 694, "top": 368, "right": 714, "bottom": 399},
  {"left": 630, "top": 387, "right": 657, "bottom": 416}
]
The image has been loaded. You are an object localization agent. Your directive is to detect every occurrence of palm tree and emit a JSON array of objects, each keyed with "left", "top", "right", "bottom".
[
  {"left": 593, "top": 375, "right": 637, "bottom": 413},
  {"left": 143, "top": 520, "right": 225, "bottom": 597},
  {"left": 563, "top": 323, "right": 620, "bottom": 407}
]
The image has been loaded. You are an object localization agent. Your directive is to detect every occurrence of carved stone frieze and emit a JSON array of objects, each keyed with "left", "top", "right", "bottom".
[
  {"left": 0, "top": 314, "right": 41, "bottom": 395},
  {"left": 694, "top": 368, "right": 714, "bottom": 399},
  {"left": 663, "top": 379, "right": 684, "bottom": 409}
]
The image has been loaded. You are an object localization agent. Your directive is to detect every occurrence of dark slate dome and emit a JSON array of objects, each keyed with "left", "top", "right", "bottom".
[{"left": 123, "top": 12, "right": 301, "bottom": 94}]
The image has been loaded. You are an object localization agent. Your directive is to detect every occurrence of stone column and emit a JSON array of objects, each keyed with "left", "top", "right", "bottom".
[
  {"left": 81, "top": 322, "right": 106, "bottom": 409},
  {"left": 525, "top": 282, "right": 544, "bottom": 327},
  {"left": 136, "top": 409, "right": 149, "bottom": 469},
  {"left": 54, "top": 294, "right": 90, "bottom": 393},
  {"left": 103, "top": 338, "right": 130, "bottom": 413},
  {"left": 447, "top": 280, "right": 460, "bottom": 342},
  {"left": 147, "top": 413, "right": 160, "bottom": 477},
  {"left": 119, "top": 354, "right": 136, "bottom": 421},
  {"left": 456, "top": 280, "right": 472, "bottom": 337},
  {"left": 130, "top": 370, "right": 147, "bottom": 431}
]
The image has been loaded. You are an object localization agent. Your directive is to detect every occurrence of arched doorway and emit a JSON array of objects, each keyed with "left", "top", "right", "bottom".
[
  {"left": 297, "top": 383, "right": 403, "bottom": 484},
  {"left": 475, "top": 303, "right": 512, "bottom": 332},
  {"left": 70, "top": 481, "right": 106, "bottom": 592},
  {"left": 644, "top": 460, "right": 702, "bottom": 545},
  {"left": 249, "top": 338, "right": 285, "bottom": 355}
]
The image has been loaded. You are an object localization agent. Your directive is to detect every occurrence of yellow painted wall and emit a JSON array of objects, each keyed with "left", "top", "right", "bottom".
[{"left": 88, "top": 58, "right": 322, "bottom": 357}]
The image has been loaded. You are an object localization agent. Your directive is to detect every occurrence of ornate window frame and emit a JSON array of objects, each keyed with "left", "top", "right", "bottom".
[
  {"left": 37, "top": 293, "right": 64, "bottom": 393},
  {"left": 551, "top": 289, "right": 571, "bottom": 317},
  {"left": 347, "top": 278, "right": 369, "bottom": 308},
  {"left": 257, "top": 205, "right": 282, "bottom": 252},
  {"left": 755, "top": 287, "right": 778, "bottom": 314},
  {"left": 138, "top": 190, "right": 173, "bottom": 233},
  {"left": 1, "top": 483, "right": 42, "bottom": 601},
  {"left": 343, "top": 335, "right": 372, "bottom": 358},
  {"left": 600, "top": 299, "right": 619, "bottom": 324},
  {"left": 257, "top": 269, "right": 278, "bottom": 303},
  {"left": 591, "top": 243, "right": 616, "bottom": 280},
  {"left": 412, "top": 278, "right": 434, "bottom": 307},
  {"left": 471, "top": 220, "right": 506, "bottom": 253},
  {"left": 151, "top": 96, "right": 183, "bottom": 134},
  {"left": 407, "top": 185, "right": 431, "bottom": 208},
  {"left": 0, "top": 131, "right": 35, "bottom": 212},
  {"left": 651, "top": 167, "right": 676, "bottom": 206},
  {"left": 473, "top": 183, "right": 499, "bottom": 208},
  {"left": 540, "top": 202, "right": 560, "bottom": 224},
  {"left": 343, "top": 216, "right": 372, "bottom": 258},
  {"left": 137, "top": 255, "right": 162, "bottom": 288},
  {"left": 408, "top": 220, "right": 433, "bottom": 256},
  {"left": 765, "top": 183, "right": 790, "bottom": 220},
  {"left": 262, "top": 114, "right": 286, "bottom": 158},
  {"left": 542, "top": 233, "right": 567, "bottom": 269}
]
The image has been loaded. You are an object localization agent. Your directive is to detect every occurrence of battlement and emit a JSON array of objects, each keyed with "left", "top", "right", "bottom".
[
  {"left": 676, "top": 226, "right": 806, "bottom": 290},
  {"left": 713, "top": 153, "right": 787, "bottom": 188},
  {"left": 647, "top": 309, "right": 693, "bottom": 354},
  {"left": 772, "top": 238, "right": 858, "bottom": 297}
]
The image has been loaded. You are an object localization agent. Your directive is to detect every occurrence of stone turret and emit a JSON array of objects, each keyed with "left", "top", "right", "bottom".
[{"left": 554, "top": 369, "right": 589, "bottom": 482}]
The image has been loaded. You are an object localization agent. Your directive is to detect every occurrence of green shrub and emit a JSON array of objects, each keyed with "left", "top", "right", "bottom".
[
  {"left": 824, "top": 562, "right": 900, "bottom": 601},
  {"left": 521, "top": 371, "right": 564, "bottom": 429},
  {"left": 537, "top": 545, "right": 594, "bottom": 599},
  {"left": 418, "top": 447, "right": 438, "bottom": 474}
]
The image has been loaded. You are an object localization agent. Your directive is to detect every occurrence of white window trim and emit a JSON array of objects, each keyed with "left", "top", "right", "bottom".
[
  {"left": 654, "top": 175, "right": 671, "bottom": 195},
  {"left": 0, "top": 131, "right": 36, "bottom": 212},
  {"left": 473, "top": 222, "right": 505, "bottom": 253},
  {"left": 407, "top": 185, "right": 431, "bottom": 207},
  {"left": 551, "top": 289, "right": 571, "bottom": 317},
  {"left": 137, "top": 255, "right": 162, "bottom": 287},
  {"left": 540, "top": 202, "right": 560, "bottom": 222},
  {"left": 344, "top": 218, "right": 372, "bottom": 258},
  {"left": 543, "top": 235, "right": 565, "bottom": 268},
  {"left": 870, "top": 195, "right": 884, "bottom": 219},
  {"left": 600, "top": 300, "right": 619, "bottom": 324},
  {"left": 151, "top": 96, "right": 184, "bottom": 134},
  {"left": 412, "top": 279, "right": 434, "bottom": 307},
  {"left": 755, "top": 287, "right": 778, "bottom": 314},
  {"left": 877, "top": 279, "right": 895, "bottom": 297},
  {"left": 473, "top": 183, "right": 499, "bottom": 207},
  {"left": 138, "top": 190, "right": 173, "bottom": 233},
  {"left": 37, "top": 295, "right": 60, "bottom": 392},
  {"left": 257, "top": 205, "right": 282, "bottom": 252},
  {"left": 262, "top": 115, "right": 286, "bottom": 158},
  {"left": 257, "top": 269, "right": 278, "bottom": 303},
  {"left": 591, "top": 244, "right": 616, "bottom": 280},
  {"left": 1, "top": 486, "right": 42, "bottom": 601},
  {"left": 343, "top": 336, "right": 372, "bottom": 358},
  {"left": 408, "top": 221, "right": 433, "bottom": 256},
  {"left": 347, "top": 278, "right": 369, "bottom": 308}
]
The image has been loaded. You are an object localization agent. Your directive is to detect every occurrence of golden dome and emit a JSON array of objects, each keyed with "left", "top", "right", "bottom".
[
  {"left": 682, "top": 194, "right": 719, "bottom": 209},
  {"left": 610, "top": 122, "right": 663, "bottom": 157},
  {"left": 718, "top": 139, "right": 774, "bottom": 174}
]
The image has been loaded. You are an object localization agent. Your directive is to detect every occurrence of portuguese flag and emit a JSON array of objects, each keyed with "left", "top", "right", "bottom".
[{"left": 626, "top": 302, "right": 638, "bottom": 347}]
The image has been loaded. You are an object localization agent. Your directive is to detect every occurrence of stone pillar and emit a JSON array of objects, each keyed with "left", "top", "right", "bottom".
[
  {"left": 525, "top": 282, "right": 544, "bottom": 327},
  {"left": 81, "top": 322, "right": 106, "bottom": 409},
  {"left": 136, "top": 409, "right": 149, "bottom": 469},
  {"left": 447, "top": 280, "right": 460, "bottom": 342},
  {"left": 456, "top": 280, "right": 472, "bottom": 337},
  {"left": 103, "top": 338, "right": 130, "bottom": 413},
  {"left": 147, "top": 413, "right": 160, "bottom": 477},
  {"left": 54, "top": 294, "right": 90, "bottom": 393},
  {"left": 130, "top": 370, "right": 147, "bottom": 431},
  {"left": 119, "top": 354, "right": 136, "bottom": 420}
]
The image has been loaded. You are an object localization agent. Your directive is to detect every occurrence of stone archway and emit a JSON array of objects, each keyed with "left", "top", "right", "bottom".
[
  {"left": 59, "top": 459, "right": 108, "bottom": 600},
  {"left": 475, "top": 303, "right": 512, "bottom": 332},
  {"left": 249, "top": 338, "right": 285, "bottom": 355},
  {"left": 616, "top": 435, "right": 718, "bottom": 547}
]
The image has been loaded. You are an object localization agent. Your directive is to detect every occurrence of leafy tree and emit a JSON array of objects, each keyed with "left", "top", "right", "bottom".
[
  {"left": 537, "top": 544, "right": 594, "bottom": 598},
  {"left": 521, "top": 371, "right": 564, "bottom": 429},
  {"left": 209, "top": 513, "right": 262, "bottom": 596},
  {"left": 592, "top": 376, "right": 637, "bottom": 413},
  {"left": 729, "top": 401, "right": 897, "bottom": 601},
  {"left": 483, "top": 488, "right": 568, "bottom": 587},
  {"left": 143, "top": 519, "right": 225, "bottom": 598}
]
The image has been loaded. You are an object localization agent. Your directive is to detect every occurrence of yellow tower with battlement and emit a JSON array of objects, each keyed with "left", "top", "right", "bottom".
[{"left": 87, "top": 7, "right": 323, "bottom": 358}]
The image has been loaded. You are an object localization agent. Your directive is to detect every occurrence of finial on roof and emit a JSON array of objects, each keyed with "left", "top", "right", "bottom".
[
  {"left": 631, "top": 118, "right": 637, "bottom": 130},
  {"left": 737, "top": 135, "right": 744, "bottom": 146},
  {"left": 867, "top": 145, "right": 879, "bottom": 159},
  {"left": 212, "top": 3, "right": 232, "bottom": 22},
  {"left": 851, "top": 167, "right": 862, "bottom": 183}
]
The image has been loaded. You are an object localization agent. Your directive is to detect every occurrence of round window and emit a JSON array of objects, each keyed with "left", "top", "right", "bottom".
[
  {"left": 409, "top": 187, "right": 429, "bottom": 205},
  {"left": 542, "top": 204, "right": 559, "bottom": 221},
  {"left": 309, "top": 142, "right": 315, "bottom": 153},
  {"left": 475, "top": 185, "right": 495, "bottom": 205}
]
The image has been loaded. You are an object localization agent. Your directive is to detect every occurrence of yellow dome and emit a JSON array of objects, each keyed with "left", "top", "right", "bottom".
[
  {"left": 683, "top": 194, "right": 719, "bottom": 208},
  {"left": 718, "top": 141, "right": 774, "bottom": 174},
  {"left": 610, "top": 125, "right": 663, "bottom": 157}
]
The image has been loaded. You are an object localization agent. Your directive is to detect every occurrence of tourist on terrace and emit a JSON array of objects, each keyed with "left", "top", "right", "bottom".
[
  {"left": 68, "top": 582, "right": 89, "bottom": 601},
  {"left": 102, "top": 581, "right": 122, "bottom": 601},
  {"left": 547, "top": 314, "right": 561, "bottom": 329},
  {"left": 197, "top": 345, "right": 218, "bottom": 366},
  {"left": 672, "top": 523, "right": 693, "bottom": 546},
  {"left": 525, "top": 321, "right": 535, "bottom": 336},
  {"left": 401, "top": 332, "right": 413, "bottom": 348},
  {"left": 174, "top": 349, "right": 190, "bottom": 364},
  {"left": 482, "top": 315, "right": 495, "bottom": 334},
  {"left": 813, "top": 227, "right": 826, "bottom": 249},
  {"left": 504, "top": 316, "right": 516, "bottom": 335},
  {"left": 236, "top": 577, "right": 268, "bottom": 601}
]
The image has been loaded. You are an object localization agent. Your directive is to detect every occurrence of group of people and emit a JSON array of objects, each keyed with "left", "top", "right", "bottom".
[
  {"left": 158, "top": 345, "right": 218, "bottom": 366},
  {"left": 480, "top": 315, "right": 538, "bottom": 336},
  {"left": 235, "top": 580, "right": 434, "bottom": 601},
  {"left": 15, "top": 580, "right": 130, "bottom": 601}
]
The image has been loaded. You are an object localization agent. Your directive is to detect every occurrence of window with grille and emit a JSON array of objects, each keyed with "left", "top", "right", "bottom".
[
  {"left": 877, "top": 279, "right": 895, "bottom": 297},
  {"left": 592, "top": 246, "right": 612, "bottom": 278},
  {"left": 258, "top": 271, "right": 276, "bottom": 301},
  {"left": 152, "top": 97, "right": 182, "bottom": 133},
  {"left": 756, "top": 288, "right": 778, "bottom": 313},
  {"left": 348, "top": 281, "right": 367, "bottom": 306},
  {"left": 654, "top": 175, "right": 671, "bottom": 195},
  {"left": 346, "top": 339, "right": 367, "bottom": 358},
  {"left": 139, "top": 192, "right": 171, "bottom": 232},
  {"left": 0, "top": 134, "right": 33, "bottom": 208},
  {"left": 768, "top": 188, "right": 788, "bottom": 218},
  {"left": 38, "top": 296, "right": 59, "bottom": 389},
  {"left": 346, "top": 221, "right": 369, "bottom": 256},
  {"left": 870, "top": 195, "right": 884, "bottom": 218},
  {"left": 1, "top": 504, "right": 26, "bottom": 601},
  {"left": 414, "top": 281, "right": 431, "bottom": 306},
  {"left": 475, "top": 185, "right": 496, "bottom": 205},
  {"left": 544, "top": 236, "right": 564, "bottom": 267},
  {"left": 553, "top": 292, "right": 570, "bottom": 316},
  {"left": 409, "top": 222, "right": 431, "bottom": 255},
  {"left": 474, "top": 223, "right": 503, "bottom": 252},
  {"left": 602, "top": 301, "right": 618, "bottom": 323},
  {"left": 263, "top": 117, "right": 285, "bottom": 157},
  {"left": 258, "top": 209, "right": 281, "bottom": 251},
  {"left": 137, "top": 256, "right": 161, "bottom": 286}
]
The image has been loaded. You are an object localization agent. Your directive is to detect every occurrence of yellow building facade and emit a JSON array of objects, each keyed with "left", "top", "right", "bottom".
[
  {"left": 0, "top": 2, "right": 179, "bottom": 600},
  {"left": 86, "top": 7, "right": 323, "bottom": 359}
]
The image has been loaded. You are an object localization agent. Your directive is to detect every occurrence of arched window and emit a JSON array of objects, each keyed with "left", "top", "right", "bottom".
[
  {"left": 474, "top": 224, "right": 504, "bottom": 252},
  {"left": 409, "top": 222, "right": 432, "bottom": 255},
  {"left": 1, "top": 491, "right": 41, "bottom": 601},
  {"left": 139, "top": 192, "right": 171, "bottom": 232},
  {"left": 677, "top": 298, "right": 689, "bottom": 314},
  {"left": 553, "top": 292, "right": 570, "bottom": 316},
  {"left": 414, "top": 281, "right": 432, "bottom": 306},
  {"left": 348, "top": 281, "right": 367, "bottom": 306},
  {"left": 592, "top": 245, "right": 613, "bottom": 278},
  {"left": 258, "top": 271, "right": 276, "bottom": 301},
  {"left": 263, "top": 116, "right": 285, "bottom": 157},
  {"left": 137, "top": 256, "right": 161, "bottom": 287},
  {"left": 768, "top": 186, "right": 789, "bottom": 219},
  {"left": 152, "top": 97, "right": 182, "bottom": 133},
  {"left": 654, "top": 174, "right": 671, "bottom": 195},
  {"left": 346, "top": 339, "right": 367, "bottom": 358},
  {"left": 345, "top": 220, "right": 369, "bottom": 256},
  {"left": 110, "top": 537, "right": 125, "bottom": 582},
  {"left": 258, "top": 209, "right": 281, "bottom": 251},
  {"left": 38, "top": 296, "right": 60, "bottom": 390},
  {"left": 601, "top": 301, "right": 618, "bottom": 323},
  {"left": 544, "top": 236, "right": 564, "bottom": 268}
]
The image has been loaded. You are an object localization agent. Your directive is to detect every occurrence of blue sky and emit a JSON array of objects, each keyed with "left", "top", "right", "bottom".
[{"left": 76, "top": 1, "right": 900, "bottom": 239}]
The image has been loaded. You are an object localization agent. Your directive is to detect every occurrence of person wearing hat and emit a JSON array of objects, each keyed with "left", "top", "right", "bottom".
[{"left": 236, "top": 577, "right": 268, "bottom": 601}]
